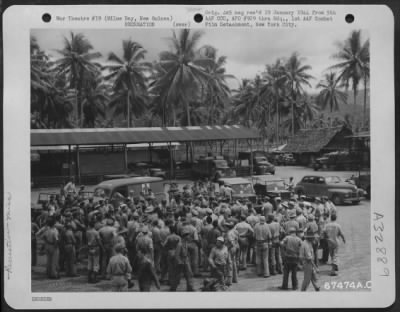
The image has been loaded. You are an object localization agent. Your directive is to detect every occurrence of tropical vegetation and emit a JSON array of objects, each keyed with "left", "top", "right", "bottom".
[{"left": 31, "top": 29, "right": 370, "bottom": 142}]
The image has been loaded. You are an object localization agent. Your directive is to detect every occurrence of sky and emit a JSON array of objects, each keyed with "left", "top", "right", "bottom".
[{"left": 31, "top": 27, "right": 368, "bottom": 91}]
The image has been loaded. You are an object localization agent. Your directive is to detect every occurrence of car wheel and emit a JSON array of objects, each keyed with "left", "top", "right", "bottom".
[
  {"left": 352, "top": 200, "right": 360, "bottom": 205},
  {"left": 297, "top": 189, "right": 304, "bottom": 196},
  {"left": 332, "top": 194, "right": 342, "bottom": 205},
  {"left": 272, "top": 171, "right": 275, "bottom": 175}
]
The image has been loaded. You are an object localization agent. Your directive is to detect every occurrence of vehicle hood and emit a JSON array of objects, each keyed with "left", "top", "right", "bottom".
[{"left": 257, "top": 161, "right": 273, "bottom": 166}]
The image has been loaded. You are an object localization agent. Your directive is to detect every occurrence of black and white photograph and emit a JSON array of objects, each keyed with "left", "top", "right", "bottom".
[
  {"left": 2, "top": 4, "right": 395, "bottom": 309},
  {"left": 30, "top": 26, "right": 371, "bottom": 293}
]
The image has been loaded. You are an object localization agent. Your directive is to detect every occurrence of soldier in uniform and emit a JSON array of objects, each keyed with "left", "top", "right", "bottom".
[
  {"left": 136, "top": 246, "right": 161, "bottom": 292},
  {"left": 163, "top": 225, "right": 182, "bottom": 288},
  {"left": 234, "top": 214, "right": 254, "bottom": 270},
  {"left": 106, "top": 243, "right": 133, "bottom": 292},
  {"left": 135, "top": 225, "right": 154, "bottom": 261},
  {"left": 254, "top": 216, "right": 272, "bottom": 278},
  {"left": 267, "top": 214, "right": 282, "bottom": 275},
  {"left": 208, "top": 236, "right": 231, "bottom": 289},
  {"left": 280, "top": 227, "right": 302, "bottom": 290},
  {"left": 171, "top": 228, "right": 195, "bottom": 291},
  {"left": 284, "top": 210, "right": 300, "bottom": 235},
  {"left": 180, "top": 218, "right": 201, "bottom": 277},
  {"left": 63, "top": 222, "right": 78, "bottom": 277},
  {"left": 86, "top": 221, "right": 103, "bottom": 283},
  {"left": 43, "top": 217, "right": 60, "bottom": 279},
  {"left": 99, "top": 218, "right": 116, "bottom": 278},
  {"left": 225, "top": 219, "right": 239, "bottom": 285},
  {"left": 322, "top": 214, "right": 346, "bottom": 276},
  {"left": 300, "top": 229, "right": 320, "bottom": 291}
]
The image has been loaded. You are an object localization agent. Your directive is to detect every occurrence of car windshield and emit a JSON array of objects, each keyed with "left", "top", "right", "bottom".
[
  {"left": 266, "top": 180, "right": 286, "bottom": 190},
  {"left": 325, "top": 176, "right": 341, "bottom": 183},
  {"left": 230, "top": 183, "right": 255, "bottom": 194}
]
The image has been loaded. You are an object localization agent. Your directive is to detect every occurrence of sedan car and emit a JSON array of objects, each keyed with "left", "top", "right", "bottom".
[{"left": 294, "top": 175, "right": 362, "bottom": 205}]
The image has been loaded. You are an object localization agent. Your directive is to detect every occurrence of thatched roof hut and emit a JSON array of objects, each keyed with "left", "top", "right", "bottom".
[{"left": 282, "top": 126, "right": 353, "bottom": 165}]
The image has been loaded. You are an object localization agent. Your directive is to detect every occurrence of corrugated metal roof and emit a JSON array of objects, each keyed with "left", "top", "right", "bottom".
[{"left": 31, "top": 125, "right": 260, "bottom": 146}]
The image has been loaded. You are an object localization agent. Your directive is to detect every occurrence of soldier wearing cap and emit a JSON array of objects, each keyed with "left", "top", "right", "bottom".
[
  {"left": 86, "top": 220, "right": 103, "bottom": 283},
  {"left": 99, "top": 218, "right": 117, "bottom": 278},
  {"left": 208, "top": 236, "right": 231, "bottom": 289},
  {"left": 234, "top": 214, "right": 254, "bottom": 270},
  {"left": 106, "top": 243, "right": 133, "bottom": 292},
  {"left": 284, "top": 210, "right": 300, "bottom": 235},
  {"left": 43, "top": 217, "right": 60, "bottom": 279},
  {"left": 318, "top": 212, "right": 330, "bottom": 264},
  {"left": 136, "top": 245, "right": 161, "bottom": 292},
  {"left": 163, "top": 225, "right": 181, "bottom": 287},
  {"left": 225, "top": 218, "right": 239, "bottom": 285},
  {"left": 300, "top": 229, "right": 320, "bottom": 291},
  {"left": 127, "top": 211, "right": 140, "bottom": 267},
  {"left": 200, "top": 216, "right": 214, "bottom": 272},
  {"left": 304, "top": 214, "right": 319, "bottom": 266},
  {"left": 267, "top": 213, "right": 282, "bottom": 275},
  {"left": 135, "top": 225, "right": 154, "bottom": 262},
  {"left": 151, "top": 220, "right": 162, "bottom": 274},
  {"left": 63, "top": 222, "right": 78, "bottom": 277},
  {"left": 170, "top": 227, "right": 195, "bottom": 291},
  {"left": 296, "top": 208, "right": 307, "bottom": 240},
  {"left": 253, "top": 216, "right": 272, "bottom": 277},
  {"left": 280, "top": 227, "right": 302, "bottom": 290},
  {"left": 322, "top": 214, "right": 346, "bottom": 276},
  {"left": 180, "top": 217, "right": 201, "bottom": 277},
  {"left": 113, "top": 228, "right": 128, "bottom": 255}
]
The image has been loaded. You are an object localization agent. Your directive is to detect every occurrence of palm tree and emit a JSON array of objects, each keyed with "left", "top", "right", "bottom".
[
  {"left": 54, "top": 32, "right": 101, "bottom": 127},
  {"left": 196, "top": 45, "right": 234, "bottom": 125},
  {"left": 330, "top": 30, "right": 369, "bottom": 116},
  {"left": 262, "top": 59, "right": 286, "bottom": 142},
  {"left": 282, "top": 52, "right": 314, "bottom": 136},
  {"left": 104, "top": 39, "right": 150, "bottom": 127},
  {"left": 152, "top": 29, "right": 211, "bottom": 127},
  {"left": 231, "top": 79, "right": 257, "bottom": 127},
  {"left": 316, "top": 72, "right": 348, "bottom": 112},
  {"left": 82, "top": 76, "right": 110, "bottom": 127}
]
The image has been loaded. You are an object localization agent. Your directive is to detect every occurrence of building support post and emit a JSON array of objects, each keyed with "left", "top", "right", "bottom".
[
  {"left": 169, "top": 142, "right": 174, "bottom": 180},
  {"left": 124, "top": 144, "right": 128, "bottom": 173},
  {"left": 68, "top": 144, "right": 71, "bottom": 179},
  {"left": 249, "top": 139, "right": 254, "bottom": 177},
  {"left": 76, "top": 145, "right": 80, "bottom": 184}
]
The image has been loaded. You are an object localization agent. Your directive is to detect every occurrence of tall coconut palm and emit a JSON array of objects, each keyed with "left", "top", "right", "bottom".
[
  {"left": 82, "top": 76, "right": 110, "bottom": 127},
  {"left": 330, "top": 30, "right": 369, "bottom": 116},
  {"left": 196, "top": 45, "right": 234, "bottom": 125},
  {"left": 282, "top": 52, "right": 314, "bottom": 136},
  {"left": 231, "top": 79, "right": 257, "bottom": 127},
  {"left": 153, "top": 29, "right": 212, "bottom": 127},
  {"left": 54, "top": 32, "right": 101, "bottom": 126},
  {"left": 104, "top": 40, "right": 150, "bottom": 127},
  {"left": 262, "top": 59, "right": 286, "bottom": 142},
  {"left": 316, "top": 72, "right": 348, "bottom": 112}
]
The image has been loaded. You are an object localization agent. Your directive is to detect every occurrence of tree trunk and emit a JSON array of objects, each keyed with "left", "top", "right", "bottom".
[
  {"left": 363, "top": 77, "right": 367, "bottom": 129},
  {"left": 291, "top": 95, "right": 295, "bottom": 136},
  {"left": 127, "top": 92, "right": 130, "bottom": 127},
  {"left": 275, "top": 97, "right": 279, "bottom": 143}
]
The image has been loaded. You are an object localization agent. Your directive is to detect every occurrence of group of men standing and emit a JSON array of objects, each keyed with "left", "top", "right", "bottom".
[{"left": 32, "top": 179, "right": 346, "bottom": 292}]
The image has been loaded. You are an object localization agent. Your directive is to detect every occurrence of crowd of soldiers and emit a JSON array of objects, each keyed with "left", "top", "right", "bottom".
[{"left": 32, "top": 178, "right": 346, "bottom": 292}]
